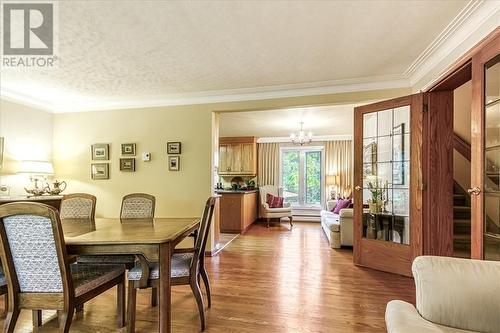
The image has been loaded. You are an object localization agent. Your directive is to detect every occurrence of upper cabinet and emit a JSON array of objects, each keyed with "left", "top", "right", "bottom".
[{"left": 219, "top": 137, "right": 257, "bottom": 176}]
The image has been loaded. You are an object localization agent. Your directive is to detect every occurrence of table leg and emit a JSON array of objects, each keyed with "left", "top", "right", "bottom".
[{"left": 158, "top": 243, "right": 172, "bottom": 333}]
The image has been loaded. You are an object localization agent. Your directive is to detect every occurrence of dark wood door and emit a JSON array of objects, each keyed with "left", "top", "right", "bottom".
[
  {"left": 354, "top": 94, "right": 424, "bottom": 276},
  {"left": 471, "top": 33, "right": 500, "bottom": 260}
]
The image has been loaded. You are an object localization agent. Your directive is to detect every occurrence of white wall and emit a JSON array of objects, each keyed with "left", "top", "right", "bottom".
[{"left": 0, "top": 99, "right": 54, "bottom": 196}]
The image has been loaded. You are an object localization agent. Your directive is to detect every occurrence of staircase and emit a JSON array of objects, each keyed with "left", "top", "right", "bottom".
[{"left": 453, "top": 183, "right": 471, "bottom": 258}]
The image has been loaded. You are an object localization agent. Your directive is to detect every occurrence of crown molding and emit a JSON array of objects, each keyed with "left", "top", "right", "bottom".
[
  {"left": 257, "top": 135, "right": 352, "bottom": 143},
  {"left": 1, "top": 75, "right": 409, "bottom": 113},
  {"left": 0, "top": 87, "right": 54, "bottom": 113},
  {"left": 406, "top": 0, "right": 500, "bottom": 89}
]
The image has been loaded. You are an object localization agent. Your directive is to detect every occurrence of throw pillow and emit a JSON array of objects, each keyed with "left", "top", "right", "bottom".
[
  {"left": 333, "top": 199, "right": 351, "bottom": 214},
  {"left": 266, "top": 193, "right": 284, "bottom": 208}
]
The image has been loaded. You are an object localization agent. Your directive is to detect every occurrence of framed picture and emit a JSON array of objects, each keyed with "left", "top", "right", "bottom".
[
  {"left": 121, "top": 143, "right": 136, "bottom": 156},
  {"left": 92, "top": 144, "right": 109, "bottom": 160},
  {"left": 0, "top": 137, "right": 4, "bottom": 170},
  {"left": 168, "top": 156, "right": 180, "bottom": 171},
  {"left": 167, "top": 142, "right": 181, "bottom": 154},
  {"left": 91, "top": 163, "right": 109, "bottom": 180},
  {"left": 120, "top": 158, "right": 136, "bottom": 172}
]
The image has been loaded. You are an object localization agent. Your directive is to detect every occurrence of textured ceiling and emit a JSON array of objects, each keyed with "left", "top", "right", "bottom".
[
  {"left": 219, "top": 105, "right": 356, "bottom": 137},
  {"left": 0, "top": 0, "right": 469, "bottom": 111}
]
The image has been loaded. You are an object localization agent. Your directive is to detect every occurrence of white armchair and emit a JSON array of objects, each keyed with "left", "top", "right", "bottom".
[
  {"left": 386, "top": 256, "right": 500, "bottom": 333},
  {"left": 259, "top": 185, "right": 293, "bottom": 229}
]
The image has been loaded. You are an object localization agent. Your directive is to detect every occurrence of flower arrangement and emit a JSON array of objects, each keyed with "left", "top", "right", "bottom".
[{"left": 366, "top": 176, "right": 389, "bottom": 213}]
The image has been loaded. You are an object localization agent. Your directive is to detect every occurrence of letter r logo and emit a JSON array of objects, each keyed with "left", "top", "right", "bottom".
[{"left": 3, "top": 3, "right": 53, "bottom": 55}]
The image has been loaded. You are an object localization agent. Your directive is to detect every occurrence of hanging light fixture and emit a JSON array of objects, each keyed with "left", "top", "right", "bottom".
[{"left": 290, "top": 122, "right": 313, "bottom": 146}]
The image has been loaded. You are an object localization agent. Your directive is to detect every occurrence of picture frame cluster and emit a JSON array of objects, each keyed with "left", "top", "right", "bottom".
[
  {"left": 90, "top": 141, "right": 182, "bottom": 178},
  {"left": 167, "top": 142, "right": 181, "bottom": 171},
  {"left": 120, "top": 143, "right": 136, "bottom": 172}
]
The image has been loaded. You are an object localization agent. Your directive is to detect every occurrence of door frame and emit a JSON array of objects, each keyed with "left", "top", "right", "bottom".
[{"left": 353, "top": 94, "right": 424, "bottom": 276}]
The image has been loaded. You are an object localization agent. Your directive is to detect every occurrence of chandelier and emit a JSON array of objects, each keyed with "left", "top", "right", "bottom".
[{"left": 290, "top": 122, "right": 312, "bottom": 146}]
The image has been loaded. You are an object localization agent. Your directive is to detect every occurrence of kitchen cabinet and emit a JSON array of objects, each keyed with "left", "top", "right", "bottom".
[
  {"left": 217, "top": 190, "right": 259, "bottom": 233},
  {"left": 218, "top": 137, "right": 257, "bottom": 176}
]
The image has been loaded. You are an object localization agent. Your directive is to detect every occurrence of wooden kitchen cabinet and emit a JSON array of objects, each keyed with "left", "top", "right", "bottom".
[
  {"left": 218, "top": 191, "right": 259, "bottom": 233},
  {"left": 218, "top": 137, "right": 257, "bottom": 175}
]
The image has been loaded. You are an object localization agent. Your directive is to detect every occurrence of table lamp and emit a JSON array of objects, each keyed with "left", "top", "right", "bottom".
[{"left": 17, "top": 160, "right": 54, "bottom": 196}]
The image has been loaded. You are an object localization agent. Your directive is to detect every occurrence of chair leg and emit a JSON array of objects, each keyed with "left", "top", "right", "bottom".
[
  {"left": 190, "top": 278, "right": 206, "bottom": 331},
  {"left": 151, "top": 287, "right": 158, "bottom": 307},
  {"left": 1, "top": 293, "right": 8, "bottom": 318},
  {"left": 117, "top": 279, "right": 126, "bottom": 328},
  {"left": 200, "top": 266, "right": 212, "bottom": 308},
  {"left": 32, "top": 309, "right": 42, "bottom": 327},
  {"left": 289, "top": 216, "right": 293, "bottom": 229},
  {"left": 127, "top": 284, "right": 137, "bottom": 333},
  {"left": 4, "top": 306, "right": 20, "bottom": 333},
  {"left": 266, "top": 218, "right": 270, "bottom": 228},
  {"left": 59, "top": 307, "right": 74, "bottom": 333}
]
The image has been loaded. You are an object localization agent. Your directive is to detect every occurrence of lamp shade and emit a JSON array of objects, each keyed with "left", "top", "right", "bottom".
[
  {"left": 17, "top": 160, "right": 54, "bottom": 175},
  {"left": 326, "top": 175, "right": 339, "bottom": 185}
]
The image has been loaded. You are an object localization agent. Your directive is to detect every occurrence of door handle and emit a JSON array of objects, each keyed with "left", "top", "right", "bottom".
[
  {"left": 355, "top": 186, "right": 362, "bottom": 191},
  {"left": 467, "top": 187, "right": 481, "bottom": 195}
]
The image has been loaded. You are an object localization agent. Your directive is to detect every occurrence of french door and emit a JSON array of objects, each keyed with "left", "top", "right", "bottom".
[
  {"left": 471, "top": 33, "right": 500, "bottom": 260},
  {"left": 280, "top": 148, "right": 323, "bottom": 208}
]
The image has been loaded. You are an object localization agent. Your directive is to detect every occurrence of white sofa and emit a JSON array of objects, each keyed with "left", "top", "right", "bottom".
[
  {"left": 386, "top": 256, "right": 500, "bottom": 333},
  {"left": 320, "top": 200, "right": 353, "bottom": 248}
]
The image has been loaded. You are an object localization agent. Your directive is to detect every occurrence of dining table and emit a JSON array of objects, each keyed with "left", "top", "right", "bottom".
[{"left": 62, "top": 217, "right": 200, "bottom": 333}]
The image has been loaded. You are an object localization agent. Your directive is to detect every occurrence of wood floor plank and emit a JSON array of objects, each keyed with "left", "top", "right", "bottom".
[{"left": 0, "top": 222, "right": 414, "bottom": 332}]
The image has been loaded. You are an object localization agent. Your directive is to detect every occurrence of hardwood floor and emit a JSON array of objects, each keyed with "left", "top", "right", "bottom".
[{"left": 0, "top": 222, "right": 415, "bottom": 332}]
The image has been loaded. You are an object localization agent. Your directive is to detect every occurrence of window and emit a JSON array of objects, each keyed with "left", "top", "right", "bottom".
[{"left": 281, "top": 148, "right": 323, "bottom": 208}]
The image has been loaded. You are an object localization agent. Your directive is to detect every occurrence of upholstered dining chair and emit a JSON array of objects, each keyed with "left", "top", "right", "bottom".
[
  {"left": 259, "top": 185, "right": 293, "bottom": 229},
  {"left": 120, "top": 193, "right": 156, "bottom": 220},
  {"left": 0, "top": 202, "right": 126, "bottom": 333},
  {"left": 59, "top": 193, "right": 96, "bottom": 225},
  {"left": 126, "top": 196, "right": 217, "bottom": 332}
]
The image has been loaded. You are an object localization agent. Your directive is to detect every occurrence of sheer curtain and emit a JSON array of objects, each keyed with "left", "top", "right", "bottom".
[
  {"left": 257, "top": 143, "right": 280, "bottom": 186},
  {"left": 325, "top": 140, "right": 353, "bottom": 199}
]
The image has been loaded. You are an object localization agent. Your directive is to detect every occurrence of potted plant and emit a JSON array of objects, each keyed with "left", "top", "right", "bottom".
[{"left": 366, "top": 177, "right": 386, "bottom": 213}]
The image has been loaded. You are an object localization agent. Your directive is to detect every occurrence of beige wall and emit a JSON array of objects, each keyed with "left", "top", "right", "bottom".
[{"left": 0, "top": 99, "right": 53, "bottom": 196}]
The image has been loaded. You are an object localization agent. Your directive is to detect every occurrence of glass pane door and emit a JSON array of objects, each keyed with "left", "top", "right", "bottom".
[
  {"left": 362, "top": 106, "right": 411, "bottom": 244},
  {"left": 484, "top": 54, "right": 500, "bottom": 260},
  {"left": 281, "top": 149, "right": 323, "bottom": 208}
]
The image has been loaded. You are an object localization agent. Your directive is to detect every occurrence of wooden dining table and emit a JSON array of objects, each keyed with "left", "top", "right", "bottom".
[{"left": 62, "top": 217, "right": 200, "bottom": 333}]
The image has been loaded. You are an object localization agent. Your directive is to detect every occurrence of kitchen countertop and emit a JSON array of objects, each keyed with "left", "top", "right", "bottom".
[{"left": 215, "top": 189, "right": 259, "bottom": 194}]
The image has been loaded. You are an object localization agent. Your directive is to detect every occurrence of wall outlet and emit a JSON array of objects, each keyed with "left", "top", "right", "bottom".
[{"left": 142, "top": 152, "right": 151, "bottom": 162}]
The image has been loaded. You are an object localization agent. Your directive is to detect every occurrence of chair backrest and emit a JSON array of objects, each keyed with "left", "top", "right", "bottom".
[
  {"left": 191, "top": 196, "right": 217, "bottom": 272},
  {"left": 0, "top": 202, "right": 72, "bottom": 296},
  {"left": 60, "top": 193, "right": 96, "bottom": 225},
  {"left": 120, "top": 193, "right": 155, "bottom": 219},
  {"left": 413, "top": 256, "right": 500, "bottom": 333},
  {"left": 259, "top": 185, "right": 279, "bottom": 205}
]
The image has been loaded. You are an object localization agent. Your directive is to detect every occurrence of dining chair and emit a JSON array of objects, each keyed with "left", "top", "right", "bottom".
[
  {"left": 0, "top": 202, "right": 126, "bottom": 333},
  {"left": 59, "top": 193, "right": 96, "bottom": 225},
  {"left": 126, "top": 196, "right": 217, "bottom": 332},
  {"left": 0, "top": 265, "right": 7, "bottom": 317},
  {"left": 120, "top": 193, "right": 156, "bottom": 220}
]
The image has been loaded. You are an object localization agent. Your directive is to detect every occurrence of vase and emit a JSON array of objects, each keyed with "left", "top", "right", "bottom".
[{"left": 369, "top": 200, "right": 382, "bottom": 213}]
